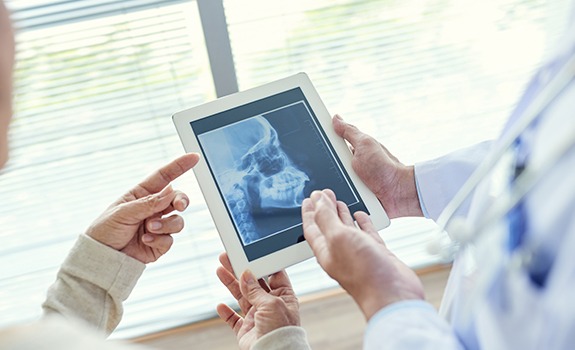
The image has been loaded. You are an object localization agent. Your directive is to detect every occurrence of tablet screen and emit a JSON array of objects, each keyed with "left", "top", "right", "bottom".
[{"left": 192, "top": 88, "right": 369, "bottom": 261}]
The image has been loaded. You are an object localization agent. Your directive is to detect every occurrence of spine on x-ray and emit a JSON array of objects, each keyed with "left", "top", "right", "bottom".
[{"left": 226, "top": 184, "right": 258, "bottom": 244}]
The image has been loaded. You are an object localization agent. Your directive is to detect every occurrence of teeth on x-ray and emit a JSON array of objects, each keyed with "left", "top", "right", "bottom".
[{"left": 222, "top": 116, "right": 309, "bottom": 244}]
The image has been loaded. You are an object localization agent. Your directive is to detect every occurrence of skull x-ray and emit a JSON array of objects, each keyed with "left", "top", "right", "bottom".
[
  {"left": 195, "top": 93, "right": 366, "bottom": 260},
  {"left": 200, "top": 115, "right": 310, "bottom": 244}
]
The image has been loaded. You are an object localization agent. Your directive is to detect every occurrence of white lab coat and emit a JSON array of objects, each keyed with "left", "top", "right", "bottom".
[{"left": 364, "top": 9, "right": 575, "bottom": 350}]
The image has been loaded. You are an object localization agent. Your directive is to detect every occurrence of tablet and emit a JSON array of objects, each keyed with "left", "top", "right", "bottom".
[{"left": 172, "top": 73, "right": 390, "bottom": 278}]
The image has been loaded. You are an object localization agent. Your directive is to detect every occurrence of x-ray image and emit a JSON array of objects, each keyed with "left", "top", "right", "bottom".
[
  {"left": 199, "top": 112, "right": 310, "bottom": 245},
  {"left": 191, "top": 88, "right": 367, "bottom": 260},
  {"left": 197, "top": 98, "right": 362, "bottom": 254}
]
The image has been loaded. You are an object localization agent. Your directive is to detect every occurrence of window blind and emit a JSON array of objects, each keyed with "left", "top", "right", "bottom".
[
  {"left": 8, "top": 0, "right": 189, "bottom": 30},
  {"left": 0, "top": 0, "right": 571, "bottom": 340}
]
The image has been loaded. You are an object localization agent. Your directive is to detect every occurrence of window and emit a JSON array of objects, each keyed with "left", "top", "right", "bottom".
[{"left": 1, "top": 0, "right": 570, "bottom": 339}]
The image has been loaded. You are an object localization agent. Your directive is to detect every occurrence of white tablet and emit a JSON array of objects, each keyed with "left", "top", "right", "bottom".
[{"left": 172, "top": 73, "right": 390, "bottom": 278}]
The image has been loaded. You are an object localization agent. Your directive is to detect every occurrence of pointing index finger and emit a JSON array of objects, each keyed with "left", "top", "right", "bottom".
[
  {"left": 312, "top": 191, "right": 342, "bottom": 235},
  {"left": 132, "top": 153, "right": 200, "bottom": 198}
]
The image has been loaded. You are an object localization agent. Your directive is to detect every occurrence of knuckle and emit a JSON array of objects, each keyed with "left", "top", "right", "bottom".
[
  {"left": 247, "top": 285, "right": 261, "bottom": 297},
  {"left": 268, "top": 297, "right": 285, "bottom": 309},
  {"left": 284, "top": 294, "right": 299, "bottom": 307},
  {"left": 330, "top": 231, "right": 348, "bottom": 246},
  {"left": 144, "top": 194, "right": 161, "bottom": 210},
  {"left": 356, "top": 134, "right": 376, "bottom": 149},
  {"left": 167, "top": 215, "right": 184, "bottom": 231}
]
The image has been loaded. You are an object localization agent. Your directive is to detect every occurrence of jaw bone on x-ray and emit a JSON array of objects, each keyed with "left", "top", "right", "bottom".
[{"left": 203, "top": 116, "right": 310, "bottom": 245}]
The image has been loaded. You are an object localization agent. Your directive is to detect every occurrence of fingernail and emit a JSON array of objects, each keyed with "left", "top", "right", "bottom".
[
  {"left": 334, "top": 114, "right": 342, "bottom": 120},
  {"left": 142, "top": 234, "right": 154, "bottom": 243},
  {"left": 243, "top": 270, "right": 256, "bottom": 286},
  {"left": 180, "top": 198, "right": 189, "bottom": 210},
  {"left": 149, "top": 221, "right": 162, "bottom": 230}
]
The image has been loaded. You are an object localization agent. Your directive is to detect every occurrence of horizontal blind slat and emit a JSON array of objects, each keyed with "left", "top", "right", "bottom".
[{"left": 7, "top": 0, "right": 191, "bottom": 31}]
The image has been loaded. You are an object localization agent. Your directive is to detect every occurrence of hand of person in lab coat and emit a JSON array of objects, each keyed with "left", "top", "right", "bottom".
[
  {"left": 85, "top": 153, "right": 200, "bottom": 264},
  {"left": 216, "top": 253, "right": 301, "bottom": 350},
  {"left": 332, "top": 114, "right": 423, "bottom": 218},
  {"left": 302, "top": 189, "right": 424, "bottom": 320}
]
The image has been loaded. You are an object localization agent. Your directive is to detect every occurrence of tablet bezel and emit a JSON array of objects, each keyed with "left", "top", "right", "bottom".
[{"left": 172, "top": 73, "right": 390, "bottom": 278}]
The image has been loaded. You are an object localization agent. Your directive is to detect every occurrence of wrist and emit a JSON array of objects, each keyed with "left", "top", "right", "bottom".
[
  {"left": 382, "top": 165, "right": 423, "bottom": 218},
  {"left": 85, "top": 224, "right": 125, "bottom": 252},
  {"left": 346, "top": 265, "right": 425, "bottom": 321},
  {"left": 355, "top": 286, "right": 424, "bottom": 321},
  {"left": 399, "top": 165, "right": 424, "bottom": 217}
]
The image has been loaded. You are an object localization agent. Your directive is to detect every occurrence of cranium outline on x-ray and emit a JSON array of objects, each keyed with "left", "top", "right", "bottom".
[{"left": 219, "top": 116, "right": 310, "bottom": 244}]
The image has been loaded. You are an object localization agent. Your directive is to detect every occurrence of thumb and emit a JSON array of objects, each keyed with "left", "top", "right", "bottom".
[
  {"left": 117, "top": 185, "right": 176, "bottom": 223},
  {"left": 240, "top": 270, "right": 272, "bottom": 307},
  {"left": 332, "top": 114, "right": 363, "bottom": 148}
]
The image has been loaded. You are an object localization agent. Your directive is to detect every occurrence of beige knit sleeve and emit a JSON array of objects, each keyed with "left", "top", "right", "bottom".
[
  {"left": 42, "top": 234, "right": 145, "bottom": 335},
  {"left": 251, "top": 326, "right": 312, "bottom": 350}
]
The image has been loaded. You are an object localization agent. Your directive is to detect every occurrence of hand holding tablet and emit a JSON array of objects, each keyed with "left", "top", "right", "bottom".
[{"left": 172, "top": 73, "right": 390, "bottom": 278}]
